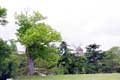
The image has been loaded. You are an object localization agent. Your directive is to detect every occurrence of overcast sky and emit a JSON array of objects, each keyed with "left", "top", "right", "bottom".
[{"left": 0, "top": 0, "right": 120, "bottom": 50}]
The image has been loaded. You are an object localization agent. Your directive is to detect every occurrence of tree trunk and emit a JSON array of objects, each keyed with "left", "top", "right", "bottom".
[
  {"left": 28, "top": 55, "right": 34, "bottom": 75},
  {"left": 26, "top": 48, "right": 34, "bottom": 75}
]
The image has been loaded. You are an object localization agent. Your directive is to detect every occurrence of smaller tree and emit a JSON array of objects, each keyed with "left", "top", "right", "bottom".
[
  {"left": 0, "top": 39, "right": 13, "bottom": 80},
  {"left": 85, "top": 44, "right": 105, "bottom": 73},
  {"left": 102, "top": 47, "right": 120, "bottom": 72},
  {"left": 57, "top": 41, "right": 86, "bottom": 74}
]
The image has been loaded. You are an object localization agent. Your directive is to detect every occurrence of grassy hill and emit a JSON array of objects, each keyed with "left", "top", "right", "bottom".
[{"left": 18, "top": 73, "right": 120, "bottom": 80}]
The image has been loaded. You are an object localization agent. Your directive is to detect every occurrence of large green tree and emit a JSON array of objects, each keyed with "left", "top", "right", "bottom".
[{"left": 15, "top": 11, "right": 61, "bottom": 75}]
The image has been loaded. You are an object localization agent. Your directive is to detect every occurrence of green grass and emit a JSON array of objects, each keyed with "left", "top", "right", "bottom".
[{"left": 18, "top": 73, "right": 120, "bottom": 80}]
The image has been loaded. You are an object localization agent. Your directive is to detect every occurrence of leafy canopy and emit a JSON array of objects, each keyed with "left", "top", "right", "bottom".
[
  {"left": 21, "top": 23, "right": 61, "bottom": 46},
  {"left": 15, "top": 11, "right": 61, "bottom": 46}
]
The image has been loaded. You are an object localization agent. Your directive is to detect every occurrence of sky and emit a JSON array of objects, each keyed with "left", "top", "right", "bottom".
[{"left": 0, "top": 0, "right": 120, "bottom": 50}]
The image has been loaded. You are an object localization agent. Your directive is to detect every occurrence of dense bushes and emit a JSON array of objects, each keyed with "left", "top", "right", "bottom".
[{"left": 0, "top": 39, "right": 16, "bottom": 80}]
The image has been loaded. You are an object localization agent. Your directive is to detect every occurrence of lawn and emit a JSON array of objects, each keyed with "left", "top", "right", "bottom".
[{"left": 18, "top": 73, "right": 120, "bottom": 80}]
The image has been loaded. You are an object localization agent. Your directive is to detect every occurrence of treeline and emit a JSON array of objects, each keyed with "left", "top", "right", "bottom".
[
  {"left": 57, "top": 42, "right": 120, "bottom": 74},
  {"left": 1, "top": 39, "right": 120, "bottom": 79},
  {"left": 0, "top": 6, "right": 120, "bottom": 80}
]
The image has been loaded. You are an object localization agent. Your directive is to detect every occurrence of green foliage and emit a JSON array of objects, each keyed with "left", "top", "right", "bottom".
[
  {"left": 21, "top": 23, "right": 61, "bottom": 46},
  {"left": 0, "top": 39, "right": 13, "bottom": 79},
  {"left": 8, "top": 39, "right": 17, "bottom": 54},
  {"left": 0, "top": 39, "right": 11, "bottom": 61},
  {"left": 84, "top": 44, "right": 105, "bottom": 73},
  {"left": 57, "top": 42, "right": 86, "bottom": 74},
  {"left": 33, "top": 47, "right": 59, "bottom": 74},
  {"left": 85, "top": 44, "right": 104, "bottom": 63},
  {"left": 58, "top": 51, "right": 86, "bottom": 74},
  {"left": 0, "top": 6, "right": 8, "bottom": 25},
  {"left": 15, "top": 11, "right": 61, "bottom": 75},
  {"left": 34, "top": 54, "right": 59, "bottom": 75},
  {"left": 14, "top": 54, "right": 28, "bottom": 76},
  {"left": 57, "top": 43, "right": 119, "bottom": 74},
  {"left": 15, "top": 11, "right": 46, "bottom": 43},
  {"left": 0, "top": 7, "right": 7, "bottom": 17},
  {"left": 102, "top": 47, "right": 120, "bottom": 72},
  {"left": 15, "top": 11, "right": 61, "bottom": 54},
  {"left": 57, "top": 50, "right": 72, "bottom": 74}
]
